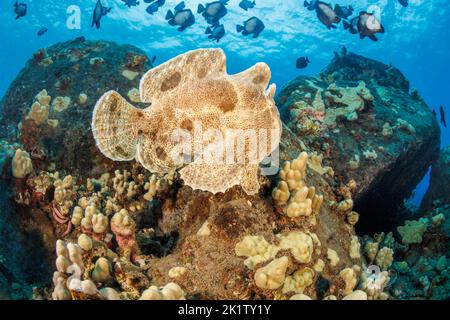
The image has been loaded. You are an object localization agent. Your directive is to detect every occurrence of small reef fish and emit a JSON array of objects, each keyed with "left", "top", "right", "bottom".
[
  {"left": 165, "top": 2, "right": 196, "bottom": 32},
  {"left": 37, "top": 27, "right": 48, "bottom": 37},
  {"left": 146, "top": 0, "right": 165, "bottom": 15},
  {"left": 315, "top": 1, "right": 341, "bottom": 29},
  {"left": 198, "top": 1, "right": 229, "bottom": 25},
  {"left": 334, "top": 4, "right": 353, "bottom": 20},
  {"left": 296, "top": 57, "right": 310, "bottom": 69},
  {"left": 304, "top": 0, "right": 318, "bottom": 11},
  {"left": 440, "top": 106, "right": 447, "bottom": 128},
  {"left": 344, "top": 12, "right": 384, "bottom": 41},
  {"left": 239, "top": 0, "right": 256, "bottom": 11},
  {"left": 357, "top": 11, "right": 384, "bottom": 41},
  {"left": 13, "top": 1, "right": 27, "bottom": 20},
  {"left": 205, "top": 24, "right": 225, "bottom": 42},
  {"left": 343, "top": 16, "right": 359, "bottom": 34},
  {"left": 122, "top": 0, "right": 140, "bottom": 7},
  {"left": 149, "top": 55, "right": 157, "bottom": 68},
  {"left": 398, "top": 0, "right": 409, "bottom": 7},
  {"left": 92, "top": 0, "right": 112, "bottom": 29},
  {"left": 237, "top": 17, "right": 265, "bottom": 38}
]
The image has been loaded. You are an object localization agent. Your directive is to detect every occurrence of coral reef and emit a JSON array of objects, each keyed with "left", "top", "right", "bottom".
[{"left": 0, "top": 39, "right": 446, "bottom": 301}]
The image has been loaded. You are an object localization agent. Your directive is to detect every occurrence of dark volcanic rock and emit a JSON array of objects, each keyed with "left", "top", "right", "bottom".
[
  {"left": 321, "top": 52, "right": 410, "bottom": 91},
  {"left": 420, "top": 146, "right": 450, "bottom": 212},
  {"left": 0, "top": 37, "right": 152, "bottom": 178},
  {"left": 0, "top": 180, "right": 56, "bottom": 299},
  {"left": 276, "top": 52, "right": 440, "bottom": 234}
]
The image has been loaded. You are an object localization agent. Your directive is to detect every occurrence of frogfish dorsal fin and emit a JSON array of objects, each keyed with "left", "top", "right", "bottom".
[{"left": 139, "top": 48, "right": 227, "bottom": 103}]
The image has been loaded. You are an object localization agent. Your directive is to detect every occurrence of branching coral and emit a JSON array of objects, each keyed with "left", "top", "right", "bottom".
[{"left": 359, "top": 268, "right": 390, "bottom": 300}]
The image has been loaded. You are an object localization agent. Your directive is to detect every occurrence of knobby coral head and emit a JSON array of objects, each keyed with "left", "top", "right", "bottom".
[{"left": 91, "top": 48, "right": 282, "bottom": 195}]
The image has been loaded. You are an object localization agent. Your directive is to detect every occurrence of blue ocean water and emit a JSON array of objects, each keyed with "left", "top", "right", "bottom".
[{"left": 0, "top": 0, "right": 448, "bottom": 204}]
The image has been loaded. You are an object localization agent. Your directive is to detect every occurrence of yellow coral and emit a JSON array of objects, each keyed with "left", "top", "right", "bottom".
[
  {"left": 26, "top": 89, "right": 51, "bottom": 125},
  {"left": 52, "top": 96, "right": 71, "bottom": 112},
  {"left": 12, "top": 149, "right": 33, "bottom": 178},
  {"left": 278, "top": 231, "right": 314, "bottom": 263},
  {"left": 282, "top": 267, "right": 315, "bottom": 294},
  {"left": 273, "top": 152, "right": 323, "bottom": 220},
  {"left": 254, "top": 256, "right": 289, "bottom": 290},
  {"left": 235, "top": 235, "right": 278, "bottom": 269}
]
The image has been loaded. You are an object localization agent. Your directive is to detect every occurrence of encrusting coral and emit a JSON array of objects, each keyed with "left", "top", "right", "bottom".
[
  {"left": 52, "top": 96, "right": 71, "bottom": 112},
  {"left": 397, "top": 218, "right": 428, "bottom": 244},
  {"left": 91, "top": 48, "right": 282, "bottom": 195},
  {"left": 283, "top": 80, "right": 374, "bottom": 136}
]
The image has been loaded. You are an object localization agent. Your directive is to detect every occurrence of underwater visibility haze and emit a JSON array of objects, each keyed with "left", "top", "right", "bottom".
[{"left": 0, "top": 0, "right": 449, "bottom": 301}]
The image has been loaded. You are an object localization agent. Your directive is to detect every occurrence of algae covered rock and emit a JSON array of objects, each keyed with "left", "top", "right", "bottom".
[
  {"left": 0, "top": 37, "right": 152, "bottom": 177},
  {"left": 276, "top": 51, "right": 440, "bottom": 233}
]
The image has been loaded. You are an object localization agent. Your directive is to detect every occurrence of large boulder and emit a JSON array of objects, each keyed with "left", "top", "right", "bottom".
[
  {"left": 276, "top": 51, "right": 440, "bottom": 233},
  {"left": 420, "top": 146, "right": 450, "bottom": 212},
  {"left": 0, "top": 37, "right": 152, "bottom": 178}
]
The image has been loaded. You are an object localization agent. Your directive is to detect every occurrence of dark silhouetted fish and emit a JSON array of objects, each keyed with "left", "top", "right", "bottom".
[
  {"left": 239, "top": 0, "right": 256, "bottom": 11},
  {"left": 198, "top": 1, "right": 228, "bottom": 24},
  {"left": 343, "top": 16, "right": 359, "bottom": 34},
  {"left": 236, "top": 17, "right": 265, "bottom": 38},
  {"left": 165, "top": 2, "right": 196, "bottom": 32},
  {"left": 398, "top": 0, "right": 408, "bottom": 7},
  {"left": 37, "top": 27, "right": 48, "bottom": 36},
  {"left": 205, "top": 24, "right": 225, "bottom": 42},
  {"left": 149, "top": 55, "right": 157, "bottom": 68},
  {"left": 146, "top": 0, "right": 165, "bottom": 15},
  {"left": 14, "top": 1, "right": 27, "bottom": 20},
  {"left": 122, "top": 0, "right": 140, "bottom": 7},
  {"left": 315, "top": 2, "right": 341, "bottom": 29},
  {"left": 432, "top": 109, "right": 437, "bottom": 118},
  {"left": 92, "top": 0, "right": 112, "bottom": 29},
  {"left": 304, "top": 0, "right": 318, "bottom": 11},
  {"left": 296, "top": 57, "right": 310, "bottom": 69},
  {"left": 334, "top": 4, "right": 353, "bottom": 19},
  {"left": 440, "top": 106, "right": 447, "bottom": 127}
]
